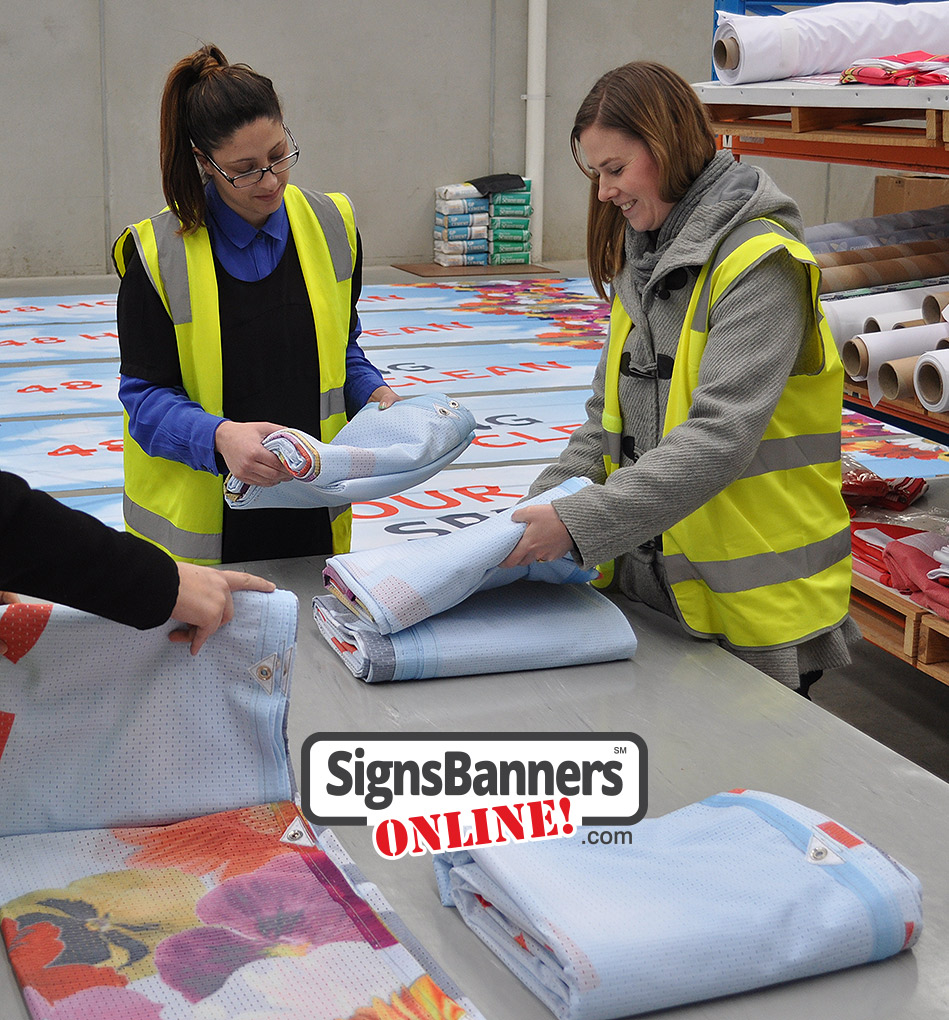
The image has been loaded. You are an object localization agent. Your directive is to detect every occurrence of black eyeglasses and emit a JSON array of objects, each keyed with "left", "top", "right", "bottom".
[{"left": 199, "top": 125, "right": 299, "bottom": 189}]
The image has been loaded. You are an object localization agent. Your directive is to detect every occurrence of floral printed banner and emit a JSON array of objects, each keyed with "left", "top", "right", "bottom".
[{"left": 0, "top": 801, "right": 480, "bottom": 1020}]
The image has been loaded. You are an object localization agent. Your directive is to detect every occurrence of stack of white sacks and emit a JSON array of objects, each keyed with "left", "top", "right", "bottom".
[{"left": 434, "top": 179, "right": 532, "bottom": 266}]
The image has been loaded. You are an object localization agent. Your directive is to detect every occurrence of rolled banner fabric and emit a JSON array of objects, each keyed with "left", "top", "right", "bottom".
[
  {"left": 820, "top": 251, "right": 949, "bottom": 295},
  {"left": 820, "top": 282, "right": 949, "bottom": 350},
  {"left": 816, "top": 238, "right": 949, "bottom": 268},
  {"left": 313, "top": 581, "right": 637, "bottom": 683},
  {"left": 921, "top": 290, "right": 949, "bottom": 323},
  {"left": 805, "top": 205, "right": 949, "bottom": 245},
  {"left": 914, "top": 348, "right": 949, "bottom": 411},
  {"left": 323, "top": 477, "right": 597, "bottom": 634},
  {"left": 840, "top": 323, "right": 949, "bottom": 403},
  {"left": 435, "top": 789, "right": 923, "bottom": 1020},
  {"left": 713, "top": 2, "right": 949, "bottom": 85},
  {"left": 808, "top": 224, "right": 949, "bottom": 254},
  {"left": 0, "top": 590, "right": 299, "bottom": 836},
  {"left": 225, "top": 393, "right": 476, "bottom": 510},
  {"left": 878, "top": 355, "right": 922, "bottom": 401}
]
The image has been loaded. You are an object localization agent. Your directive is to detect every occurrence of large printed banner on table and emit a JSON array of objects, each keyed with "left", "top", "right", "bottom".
[
  {"left": 377, "top": 341, "right": 601, "bottom": 397},
  {"left": 350, "top": 463, "right": 541, "bottom": 550},
  {"left": 0, "top": 362, "right": 119, "bottom": 418},
  {"left": 843, "top": 407, "right": 949, "bottom": 479},
  {"left": 0, "top": 295, "right": 117, "bottom": 326},
  {"left": 357, "top": 276, "right": 599, "bottom": 314},
  {"left": 0, "top": 324, "right": 120, "bottom": 365},
  {"left": 0, "top": 417, "right": 124, "bottom": 491}
]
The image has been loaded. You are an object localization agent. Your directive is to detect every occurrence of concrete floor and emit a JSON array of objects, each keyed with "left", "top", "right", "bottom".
[{"left": 3, "top": 258, "right": 948, "bottom": 784}]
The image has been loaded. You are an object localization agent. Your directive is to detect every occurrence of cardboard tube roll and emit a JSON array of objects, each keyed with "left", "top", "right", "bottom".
[
  {"left": 844, "top": 322, "right": 949, "bottom": 403},
  {"left": 938, "top": 337, "right": 949, "bottom": 350},
  {"left": 914, "top": 349, "right": 949, "bottom": 412},
  {"left": 895, "top": 319, "right": 926, "bottom": 328},
  {"left": 816, "top": 239, "right": 949, "bottom": 268},
  {"left": 841, "top": 337, "right": 869, "bottom": 379},
  {"left": 819, "top": 252, "right": 949, "bottom": 294},
  {"left": 922, "top": 291, "right": 949, "bottom": 324},
  {"left": 878, "top": 356, "right": 921, "bottom": 401},
  {"left": 864, "top": 311, "right": 925, "bottom": 333}
]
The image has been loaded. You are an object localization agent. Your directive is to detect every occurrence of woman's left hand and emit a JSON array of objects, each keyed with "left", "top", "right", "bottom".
[
  {"left": 369, "top": 385, "right": 401, "bottom": 410},
  {"left": 500, "top": 504, "right": 575, "bottom": 567}
]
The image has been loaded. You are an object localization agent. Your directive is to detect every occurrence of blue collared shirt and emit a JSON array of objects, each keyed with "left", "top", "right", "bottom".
[{"left": 121, "top": 184, "right": 385, "bottom": 474}]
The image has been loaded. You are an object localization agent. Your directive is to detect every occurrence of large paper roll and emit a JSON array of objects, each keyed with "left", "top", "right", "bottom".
[
  {"left": 816, "top": 239, "right": 949, "bottom": 268},
  {"left": 841, "top": 322, "right": 949, "bottom": 404},
  {"left": 806, "top": 208, "right": 949, "bottom": 245},
  {"left": 821, "top": 282, "right": 949, "bottom": 350},
  {"left": 820, "top": 252, "right": 949, "bottom": 295},
  {"left": 878, "top": 356, "right": 921, "bottom": 402},
  {"left": 914, "top": 348, "right": 949, "bottom": 412},
  {"left": 713, "top": 2, "right": 949, "bottom": 84}
]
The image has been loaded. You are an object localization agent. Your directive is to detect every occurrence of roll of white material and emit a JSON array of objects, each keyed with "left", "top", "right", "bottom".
[
  {"left": 842, "top": 323, "right": 949, "bottom": 404},
  {"left": 821, "top": 283, "right": 949, "bottom": 351},
  {"left": 713, "top": 2, "right": 949, "bottom": 85},
  {"left": 914, "top": 348, "right": 949, "bottom": 412}
]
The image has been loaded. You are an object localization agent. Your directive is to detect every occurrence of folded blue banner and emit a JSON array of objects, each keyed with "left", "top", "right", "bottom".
[
  {"left": 314, "top": 580, "right": 636, "bottom": 682},
  {"left": 225, "top": 394, "right": 476, "bottom": 510},
  {"left": 435, "top": 789, "right": 923, "bottom": 1019}
]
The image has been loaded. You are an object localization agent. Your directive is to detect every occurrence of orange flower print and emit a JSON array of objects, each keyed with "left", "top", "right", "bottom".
[
  {"left": 2, "top": 917, "right": 127, "bottom": 1005},
  {"left": 113, "top": 802, "right": 300, "bottom": 880},
  {"left": 346, "top": 974, "right": 468, "bottom": 1020}
]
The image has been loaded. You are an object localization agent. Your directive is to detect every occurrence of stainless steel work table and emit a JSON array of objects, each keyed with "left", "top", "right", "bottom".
[{"left": 2, "top": 553, "right": 947, "bottom": 1019}]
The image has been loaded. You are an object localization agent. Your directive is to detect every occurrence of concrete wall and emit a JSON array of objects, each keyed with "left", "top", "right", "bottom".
[{"left": 1, "top": 0, "right": 876, "bottom": 278}]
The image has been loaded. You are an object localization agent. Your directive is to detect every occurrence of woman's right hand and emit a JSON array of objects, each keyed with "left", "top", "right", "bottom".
[{"left": 214, "top": 421, "right": 293, "bottom": 486}]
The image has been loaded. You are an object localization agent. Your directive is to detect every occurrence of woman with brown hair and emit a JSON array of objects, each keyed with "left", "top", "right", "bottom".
[
  {"left": 503, "top": 61, "right": 857, "bottom": 693},
  {"left": 114, "top": 44, "right": 396, "bottom": 565}
]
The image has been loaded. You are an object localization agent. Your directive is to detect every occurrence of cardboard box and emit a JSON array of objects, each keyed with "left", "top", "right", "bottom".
[{"left": 874, "top": 173, "right": 949, "bottom": 216}]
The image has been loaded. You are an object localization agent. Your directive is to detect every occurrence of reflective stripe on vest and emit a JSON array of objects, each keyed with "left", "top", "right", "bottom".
[
  {"left": 601, "top": 218, "right": 851, "bottom": 647},
  {"left": 114, "top": 185, "right": 356, "bottom": 563}
]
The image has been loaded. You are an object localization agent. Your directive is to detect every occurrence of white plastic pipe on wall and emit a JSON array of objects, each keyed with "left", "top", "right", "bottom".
[{"left": 524, "top": 0, "right": 547, "bottom": 262}]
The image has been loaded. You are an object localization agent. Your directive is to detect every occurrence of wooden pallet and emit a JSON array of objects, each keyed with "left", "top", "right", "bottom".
[
  {"left": 850, "top": 572, "right": 926, "bottom": 665},
  {"left": 917, "top": 613, "right": 949, "bottom": 686},
  {"left": 700, "top": 91, "right": 949, "bottom": 172}
]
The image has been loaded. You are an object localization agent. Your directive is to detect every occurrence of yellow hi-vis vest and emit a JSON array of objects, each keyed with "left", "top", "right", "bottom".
[
  {"left": 600, "top": 217, "right": 851, "bottom": 649},
  {"left": 112, "top": 185, "right": 355, "bottom": 564}
]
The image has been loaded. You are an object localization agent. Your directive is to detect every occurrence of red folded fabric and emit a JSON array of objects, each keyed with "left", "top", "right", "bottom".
[
  {"left": 841, "top": 51, "right": 949, "bottom": 86},
  {"left": 883, "top": 540, "right": 949, "bottom": 619}
]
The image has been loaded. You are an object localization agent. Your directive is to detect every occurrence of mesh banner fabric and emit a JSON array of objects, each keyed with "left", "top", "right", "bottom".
[
  {"left": 225, "top": 394, "right": 476, "bottom": 510},
  {"left": 322, "top": 477, "right": 597, "bottom": 634},
  {"left": 0, "top": 592, "right": 299, "bottom": 837},
  {"left": 0, "top": 594, "right": 482, "bottom": 1020},
  {"left": 313, "top": 580, "right": 637, "bottom": 683},
  {"left": 435, "top": 789, "right": 923, "bottom": 1020},
  {"left": 0, "top": 802, "right": 478, "bottom": 1020}
]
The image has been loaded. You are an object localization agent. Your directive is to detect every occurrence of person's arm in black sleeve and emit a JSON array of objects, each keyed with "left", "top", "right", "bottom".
[{"left": 0, "top": 470, "right": 179, "bottom": 629}]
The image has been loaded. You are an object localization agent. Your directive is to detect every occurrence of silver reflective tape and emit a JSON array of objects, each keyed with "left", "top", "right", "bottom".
[
  {"left": 124, "top": 492, "right": 221, "bottom": 562},
  {"left": 740, "top": 432, "right": 840, "bottom": 479},
  {"left": 152, "top": 212, "right": 192, "bottom": 325},
  {"left": 320, "top": 386, "right": 347, "bottom": 421},
  {"left": 664, "top": 525, "right": 850, "bottom": 593},
  {"left": 299, "top": 190, "right": 353, "bottom": 283}
]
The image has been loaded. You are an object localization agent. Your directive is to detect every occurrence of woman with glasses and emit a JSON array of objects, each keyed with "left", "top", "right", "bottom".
[
  {"left": 501, "top": 62, "right": 857, "bottom": 695},
  {"left": 113, "top": 44, "right": 397, "bottom": 564}
]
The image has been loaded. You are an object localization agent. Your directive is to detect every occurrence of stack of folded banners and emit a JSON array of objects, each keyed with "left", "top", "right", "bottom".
[
  {"left": 850, "top": 521, "right": 924, "bottom": 584},
  {"left": 225, "top": 393, "right": 476, "bottom": 509},
  {"left": 315, "top": 477, "right": 638, "bottom": 681},
  {"left": 882, "top": 528, "right": 949, "bottom": 619},
  {"left": 435, "top": 789, "right": 923, "bottom": 1019},
  {"left": 0, "top": 593, "right": 482, "bottom": 1020}
]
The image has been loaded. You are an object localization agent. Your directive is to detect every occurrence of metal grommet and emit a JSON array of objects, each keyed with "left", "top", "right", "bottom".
[
  {"left": 286, "top": 829, "right": 303, "bottom": 842},
  {"left": 449, "top": 399, "right": 460, "bottom": 408},
  {"left": 809, "top": 846, "right": 828, "bottom": 861},
  {"left": 436, "top": 405, "right": 451, "bottom": 415},
  {"left": 256, "top": 665, "right": 274, "bottom": 682}
]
